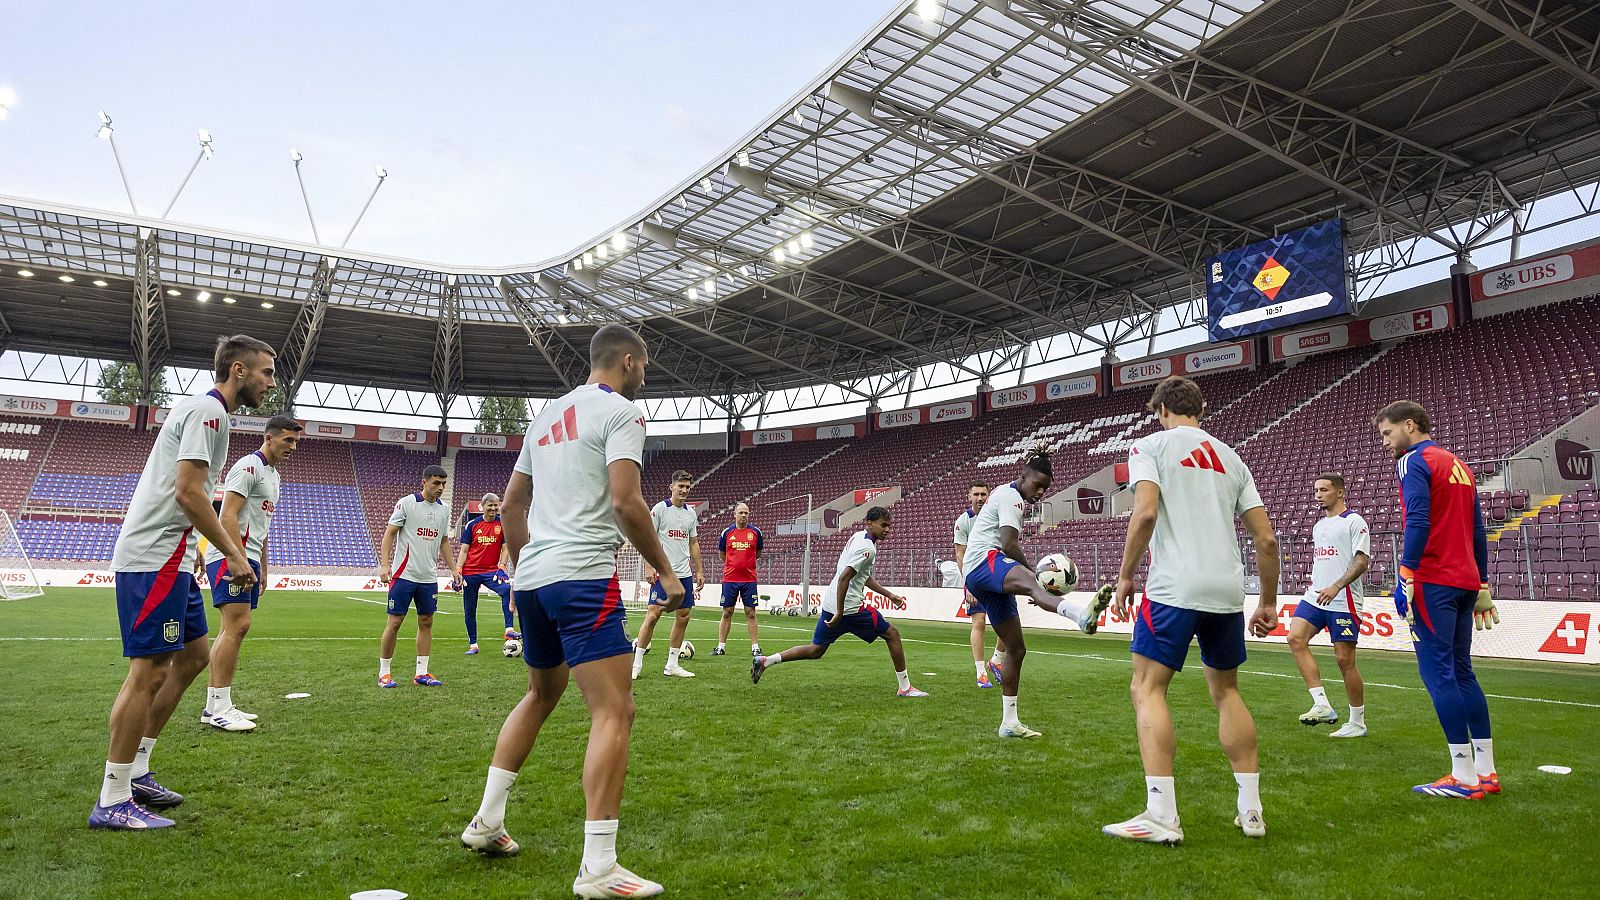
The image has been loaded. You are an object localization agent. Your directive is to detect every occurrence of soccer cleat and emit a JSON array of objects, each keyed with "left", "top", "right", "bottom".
[
  {"left": 130, "top": 773, "right": 184, "bottom": 809},
  {"left": 1329, "top": 722, "right": 1367, "bottom": 738},
  {"left": 711, "top": 646, "right": 726, "bottom": 656},
  {"left": 1102, "top": 812, "right": 1184, "bottom": 845},
  {"left": 998, "top": 722, "right": 1042, "bottom": 739},
  {"left": 1078, "top": 584, "right": 1114, "bottom": 635},
  {"left": 630, "top": 668, "right": 641, "bottom": 681},
  {"left": 460, "top": 816, "right": 520, "bottom": 856},
  {"left": 88, "top": 798, "right": 175, "bottom": 830},
  {"left": 750, "top": 656, "right": 765, "bottom": 685},
  {"left": 572, "top": 862, "right": 664, "bottom": 899},
  {"left": 986, "top": 659, "right": 1004, "bottom": 682},
  {"left": 1412, "top": 775, "right": 1485, "bottom": 799},
  {"left": 504, "top": 628, "right": 522, "bottom": 641},
  {"left": 201, "top": 707, "right": 257, "bottom": 724},
  {"left": 414, "top": 673, "right": 443, "bottom": 687},
  {"left": 378, "top": 674, "right": 398, "bottom": 689},
  {"left": 465, "top": 644, "right": 480, "bottom": 656},
  {"left": 1299, "top": 704, "right": 1339, "bottom": 726},
  {"left": 662, "top": 665, "right": 695, "bottom": 678},
  {"left": 1478, "top": 772, "right": 1501, "bottom": 795},
  {"left": 976, "top": 673, "right": 994, "bottom": 689},
  {"left": 204, "top": 707, "right": 257, "bottom": 732},
  {"left": 1234, "top": 811, "right": 1266, "bottom": 838},
  {"left": 897, "top": 686, "right": 929, "bottom": 698}
]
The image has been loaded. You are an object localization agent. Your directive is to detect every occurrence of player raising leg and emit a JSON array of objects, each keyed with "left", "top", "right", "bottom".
[
  {"left": 1288, "top": 473, "right": 1371, "bottom": 737},
  {"left": 953, "top": 482, "right": 1005, "bottom": 688},
  {"left": 751, "top": 507, "right": 927, "bottom": 697},
  {"left": 714, "top": 502, "right": 763, "bottom": 657},
  {"left": 457, "top": 493, "right": 518, "bottom": 655},
  {"left": 377, "top": 466, "right": 464, "bottom": 687},
  {"left": 630, "top": 470, "right": 703, "bottom": 680}
]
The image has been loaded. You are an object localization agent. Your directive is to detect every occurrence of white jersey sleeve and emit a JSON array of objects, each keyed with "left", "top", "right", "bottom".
[{"left": 953, "top": 511, "right": 972, "bottom": 548}]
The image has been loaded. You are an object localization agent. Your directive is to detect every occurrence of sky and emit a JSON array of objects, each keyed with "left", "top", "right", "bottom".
[{"left": 0, "top": 0, "right": 892, "bottom": 266}]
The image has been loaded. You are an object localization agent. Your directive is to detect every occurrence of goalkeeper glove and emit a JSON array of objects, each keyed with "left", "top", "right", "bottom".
[
  {"left": 1474, "top": 584, "right": 1499, "bottom": 631},
  {"left": 1395, "top": 566, "right": 1415, "bottom": 625}
]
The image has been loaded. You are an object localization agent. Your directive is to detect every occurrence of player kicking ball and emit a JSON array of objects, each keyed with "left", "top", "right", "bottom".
[
  {"left": 1289, "top": 473, "right": 1372, "bottom": 738},
  {"left": 751, "top": 507, "right": 926, "bottom": 697}
]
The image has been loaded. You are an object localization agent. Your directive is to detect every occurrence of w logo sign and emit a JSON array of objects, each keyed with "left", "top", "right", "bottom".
[
  {"left": 1178, "top": 441, "right": 1227, "bottom": 474},
  {"left": 537, "top": 406, "right": 580, "bottom": 447},
  {"left": 1556, "top": 439, "right": 1593, "bottom": 482}
]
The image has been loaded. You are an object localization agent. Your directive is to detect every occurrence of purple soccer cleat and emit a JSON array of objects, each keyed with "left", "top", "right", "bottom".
[
  {"left": 89, "top": 798, "right": 175, "bottom": 830},
  {"left": 131, "top": 773, "right": 184, "bottom": 808},
  {"left": 414, "top": 673, "right": 443, "bottom": 686}
]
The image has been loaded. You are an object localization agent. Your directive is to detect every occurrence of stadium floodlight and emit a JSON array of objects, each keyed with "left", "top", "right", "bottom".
[
  {"left": 702, "top": 277, "right": 715, "bottom": 295},
  {"left": 699, "top": 177, "right": 713, "bottom": 193},
  {"left": 161, "top": 127, "right": 217, "bottom": 218},
  {"left": 596, "top": 243, "right": 610, "bottom": 260},
  {"left": 582, "top": 251, "right": 594, "bottom": 267},
  {"left": 260, "top": 301, "right": 274, "bottom": 309},
  {"left": 196, "top": 290, "right": 211, "bottom": 301},
  {"left": 686, "top": 287, "right": 699, "bottom": 301},
  {"left": 800, "top": 231, "right": 814, "bottom": 250},
  {"left": 165, "top": 289, "right": 180, "bottom": 296},
  {"left": 15, "top": 269, "right": 33, "bottom": 277},
  {"left": 572, "top": 256, "right": 584, "bottom": 271},
  {"left": 95, "top": 111, "right": 139, "bottom": 214},
  {"left": 915, "top": 0, "right": 942, "bottom": 29},
  {"left": 58, "top": 274, "right": 74, "bottom": 283},
  {"left": 222, "top": 296, "right": 236, "bottom": 303},
  {"left": 340, "top": 164, "right": 388, "bottom": 248},
  {"left": 289, "top": 148, "right": 322, "bottom": 244},
  {"left": 92, "top": 279, "right": 108, "bottom": 287},
  {"left": 772, "top": 246, "right": 786, "bottom": 263},
  {"left": 786, "top": 238, "right": 801, "bottom": 255},
  {"left": 610, "top": 231, "right": 627, "bottom": 253}
]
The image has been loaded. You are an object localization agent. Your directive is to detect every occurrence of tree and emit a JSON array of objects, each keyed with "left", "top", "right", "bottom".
[
  {"left": 96, "top": 361, "right": 170, "bottom": 407},
  {"left": 476, "top": 396, "right": 529, "bottom": 434},
  {"left": 236, "top": 389, "right": 287, "bottom": 418}
]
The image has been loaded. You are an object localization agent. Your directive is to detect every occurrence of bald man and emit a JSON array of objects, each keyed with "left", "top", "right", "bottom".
[
  {"left": 714, "top": 502, "right": 764, "bottom": 657},
  {"left": 457, "top": 493, "right": 518, "bottom": 654}
]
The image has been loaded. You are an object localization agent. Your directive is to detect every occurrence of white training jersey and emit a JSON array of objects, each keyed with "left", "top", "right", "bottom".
[
  {"left": 960, "top": 483, "right": 1026, "bottom": 580},
  {"left": 827, "top": 529, "right": 878, "bottom": 616},
  {"left": 387, "top": 492, "right": 450, "bottom": 584},
  {"left": 650, "top": 500, "right": 698, "bottom": 577},
  {"left": 938, "top": 559, "right": 961, "bottom": 589},
  {"left": 1306, "top": 510, "right": 1371, "bottom": 610},
  {"left": 952, "top": 508, "right": 977, "bottom": 549},
  {"left": 1126, "top": 426, "right": 1264, "bottom": 614},
  {"left": 112, "top": 389, "right": 231, "bottom": 573},
  {"left": 513, "top": 383, "right": 648, "bottom": 591},
  {"left": 204, "top": 450, "right": 280, "bottom": 566}
]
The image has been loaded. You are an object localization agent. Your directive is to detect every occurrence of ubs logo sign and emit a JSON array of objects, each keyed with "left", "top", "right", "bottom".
[
  {"left": 1556, "top": 439, "right": 1593, "bottom": 482},
  {"left": 1076, "top": 488, "right": 1105, "bottom": 515}
]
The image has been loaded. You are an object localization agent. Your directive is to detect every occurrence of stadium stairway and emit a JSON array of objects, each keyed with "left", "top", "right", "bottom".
[{"left": 1488, "top": 494, "right": 1565, "bottom": 543}]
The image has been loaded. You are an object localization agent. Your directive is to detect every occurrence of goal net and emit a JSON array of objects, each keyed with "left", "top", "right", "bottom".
[
  {"left": 616, "top": 543, "right": 648, "bottom": 613},
  {"left": 0, "top": 509, "right": 44, "bottom": 600}
]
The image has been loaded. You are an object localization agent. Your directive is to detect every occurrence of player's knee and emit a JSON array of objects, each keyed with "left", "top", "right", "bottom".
[
  {"left": 1286, "top": 631, "right": 1309, "bottom": 651},
  {"left": 417, "top": 615, "right": 434, "bottom": 630}
]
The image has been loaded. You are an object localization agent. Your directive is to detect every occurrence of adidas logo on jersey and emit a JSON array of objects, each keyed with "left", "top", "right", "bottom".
[
  {"left": 1178, "top": 440, "right": 1227, "bottom": 474},
  {"left": 204, "top": 417, "right": 221, "bottom": 432},
  {"left": 537, "top": 406, "right": 580, "bottom": 447}
]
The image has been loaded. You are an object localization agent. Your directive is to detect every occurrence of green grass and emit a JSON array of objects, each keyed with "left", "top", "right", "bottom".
[{"left": 1, "top": 589, "right": 1596, "bottom": 899}]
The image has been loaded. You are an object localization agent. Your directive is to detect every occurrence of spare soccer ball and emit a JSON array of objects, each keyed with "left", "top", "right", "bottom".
[
  {"left": 1037, "top": 553, "right": 1079, "bottom": 595},
  {"left": 679, "top": 640, "right": 696, "bottom": 660},
  {"left": 502, "top": 639, "right": 522, "bottom": 658}
]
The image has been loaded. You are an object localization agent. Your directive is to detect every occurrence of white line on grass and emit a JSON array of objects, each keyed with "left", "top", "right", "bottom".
[{"left": 344, "top": 594, "right": 456, "bottom": 613}]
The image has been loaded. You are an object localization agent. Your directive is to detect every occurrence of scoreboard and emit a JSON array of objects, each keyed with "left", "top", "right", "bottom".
[{"left": 1206, "top": 218, "right": 1348, "bottom": 342}]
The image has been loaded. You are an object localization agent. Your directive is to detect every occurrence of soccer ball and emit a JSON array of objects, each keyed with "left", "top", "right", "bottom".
[
  {"left": 502, "top": 639, "right": 522, "bottom": 658},
  {"left": 679, "top": 640, "right": 696, "bottom": 660},
  {"left": 1036, "top": 553, "right": 1079, "bottom": 595}
]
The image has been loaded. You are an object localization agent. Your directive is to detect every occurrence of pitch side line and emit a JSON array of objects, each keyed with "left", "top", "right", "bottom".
[{"left": 344, "top": 594, "right": 457, "bottom": 613}]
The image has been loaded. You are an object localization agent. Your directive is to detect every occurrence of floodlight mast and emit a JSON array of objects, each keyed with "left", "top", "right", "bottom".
[
  {"left": 96, "top": 111, "right": 140, "bottom": 215},
  {"left": 161, "top": 129, "right": 214, "bottom": 218},
  {"left": 340, "top": 165, "right": 388, "bottom": 249},
  {"left": 289, "top": 148, "right": 322, "bottom": 244}
]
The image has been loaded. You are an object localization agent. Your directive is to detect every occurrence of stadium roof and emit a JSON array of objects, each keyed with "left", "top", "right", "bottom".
[{"left": 2, "top": 0, "right": 1598, "bottom": 415}]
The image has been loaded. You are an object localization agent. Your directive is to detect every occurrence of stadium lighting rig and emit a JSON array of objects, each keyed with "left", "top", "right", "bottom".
[
  {"left": 161, "top": 129, "right": 215, "bottom": 218},
  {"left": 288, "top": 149, "right": 322, "bottom": 245},
  {"left": 95, "top": 111, "right": 140, "bottom": 215},
  {"left": 340, "top": 165, "right": 388, "bottom": 249}
]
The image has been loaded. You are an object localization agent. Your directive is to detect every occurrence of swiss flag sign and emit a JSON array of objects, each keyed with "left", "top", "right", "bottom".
[{"left": 1538, "top": 613, "right": 1591, "bottom": 655}]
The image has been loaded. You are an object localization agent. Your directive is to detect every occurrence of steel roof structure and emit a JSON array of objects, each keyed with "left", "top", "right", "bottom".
[{"left": 1, "top": 0, "right": 1598, "bottom": 419}]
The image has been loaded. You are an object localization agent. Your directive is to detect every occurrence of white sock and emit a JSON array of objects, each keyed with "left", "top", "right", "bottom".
[
  {"left": 666, "top": 647, "right": 681, "bottom": 670},
  {"left": 751, "top": 645, "right": 760, "bottom": 654},
  {"left": 992, "top": 650, "right": 1005, "bottom": 666},
  {"left": 717, "top": 642, "right": 726, "bottom": 651},
  {"left": 975, "top": 660, "right": 988, "bottom": 678},
  {"left": 1001, "top": 694, "right": 1019, "bottom": 727},
  {"left": 1145, "top": 775, "right": 1177, "bottom": 824},
  {"left": 1055, "top": 596, "right": 1087, "bottom": 623},
  {"left": 632, "top": 646, "right": 646, "bottom": 672},
  {"left": 100, "top": 761, "right": 133, "bottom": 806},
  {"left": 1349, "top": 705, "right": 1365, "bottom": 726},
  {"left": 131, "top": 737, "right": 155, "bottom": 779},
  {"left": 762, "top": 653, "right": 783, "bottom": 669},
  {"left": 212, "top": 686, "right": 233, "bottom": 713},
  {"left": 380, "top": 658, "right": 392, "bottom": 678},
  {"left": 1449, "top": 743, "right": 1476, "bottom": 783},
  {"left": 475, "top": 765, "right": 518, "bottom": 830},
  {"left": 1234, "top": 771, "right": 1261, "bottom": 816},
  {"left": 1309, "top": 686, "right": 1329, "bottom": 707},
  {"left": 895, "top": 670, "right": 910, "bottom": 691},
  {"left": 1472, "top": 738, "right": 1495, "bottom": 777},
  {"left": 415, "top": 656, "right": 430, "bottom": 677},
  {"left": 582, "top": 819, "right": 619, "bottom": 874}
]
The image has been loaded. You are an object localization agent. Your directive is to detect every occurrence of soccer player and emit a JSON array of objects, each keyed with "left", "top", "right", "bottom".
[
  {"left": 1289, "top": 473, "right": 1371, "bottom": 738},
  {"left": 90, "top": 334, "right": 273, "bottom": 830},
  {"left": 630, "top": 470, "right": 704, "bottom": 680},
  {"left": 1376, "top": 400, "right": 1500, "bottom": 799},
  {"left": 953, "top": 481, "right": 1006, "bottom": 688},
  {"left": 751, "top": 507, "right": 928, "bottom": 697},
  {"left": 201, "top": 415, "right": 303, "bottom": 732},
  {"left": 460, "top": 324, "right": 681, "bottom": 899},
  {"left": 377, "top": 465, "right": 464, "bottom": 688},
  {"left": 714, "top": 502, "right": 762, "bottom": 657},
  {"left": 456, "top": 492, "right": 518, "bottom": 655},
  {"left": 1103, "top": 377, "right": 1279, "bottom": 844},
  {"left": 962, "top": 449, "right": 1109, "bottom": 737}
]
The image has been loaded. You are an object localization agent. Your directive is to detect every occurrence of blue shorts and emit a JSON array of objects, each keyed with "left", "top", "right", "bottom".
[
  {"left": 206, "top": 558, "right": 262, "bottom": 609},
  {"left": 648, "top": 576, "right": 696, "bottom": 609},
  {"left": 115, "top": 570, "right": 208, "bottom": 657},
  {"left": 1293, "top": 599, "right": 1359, "bottom": 644},
  {"left": 1131, "top": 598, "right": 1247, "bottom": 672},
  {"left": 963, "top": 550, "right": 1022, "bottom": 625},
  {"left": 812, "top": 607, "right": 891, "bottom": 646},
  {"left": 387, "top": 578, "right": 439, "bottom": 616},
  {"left": 463, "top": 572, "right": 512, "bottom": 601},
  {"left": 516, "top": 577, "right": 633, "bottom": 669},
  {"left": 720, "top": 581, "right": 758, "bottom": 608}
]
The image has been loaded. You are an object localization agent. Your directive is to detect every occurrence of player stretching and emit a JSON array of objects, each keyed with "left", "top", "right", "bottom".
[
  {"left": 630, "top": 470, "right": 704, "bottom": 680},
  {"left": 460, "top": 324, "right": 681, "bottom": 899},
  {"left": 1289, "top": 473, "right": 1371, "bottom": 738},
  {"left": 714, "top": 502, "right": 763, "bottom": 657},
  {"left": 751, "top": 507, "right": 928, "bottom": 697},
  {"left": 201, "top": 415, "right": 303, "bottom": 731},
  {"left": 1104, "top": 377, "right": 1278, "bottom": 844},
  {"left": 457, "top": 493, "right": 518, "bottom": 655},
  {"left": 1376, "top": 401, "right": 1500, "bottom": 799},
  {"left": 377, "top": 465, "right": 463, "bottom": 688},
  {"left": 954, "top": 482, "right": 1006, "bottom": 688},
  {"left": 91, "top": 335, "right": 272, "bottom": 830}
]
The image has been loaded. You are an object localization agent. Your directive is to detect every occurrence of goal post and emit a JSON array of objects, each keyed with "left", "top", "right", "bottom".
[
  {"left": 616, "top": 543, "right": 647, "bottom": 613},
  {"left": 0, "top": 509, "right": 44, "bottom": 600}
]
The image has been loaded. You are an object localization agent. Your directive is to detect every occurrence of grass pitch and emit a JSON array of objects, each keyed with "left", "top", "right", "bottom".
[{"left": 1, "top": 589, "right": 1596, "bottom": 899}]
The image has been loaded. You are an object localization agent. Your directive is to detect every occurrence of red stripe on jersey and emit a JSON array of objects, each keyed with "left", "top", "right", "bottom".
[
  {"left": 563, "top": 404, "right": 579, "bottom": 442},
  {"left": 133, "top": 528, "right": 192, "bottom": 628},
  {"left": 395, "top": 548, "right": 412, "bottom": 582}
]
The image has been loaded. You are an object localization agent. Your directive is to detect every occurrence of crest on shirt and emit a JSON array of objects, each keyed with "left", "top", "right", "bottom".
[{"left": 162, "top": 620, "right": 180, "bottom": 643}]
